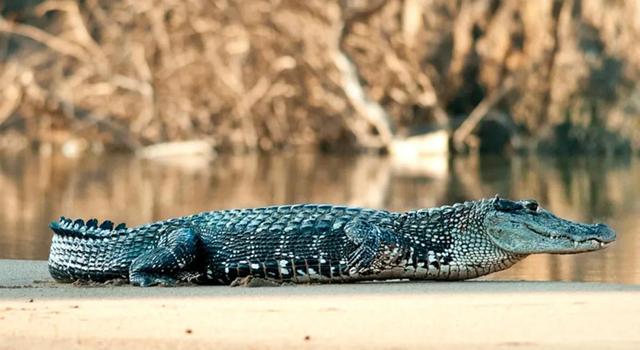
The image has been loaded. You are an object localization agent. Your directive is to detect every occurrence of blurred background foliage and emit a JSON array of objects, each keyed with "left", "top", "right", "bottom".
[{"left": 0, "top": 0, "right": 639, "bottom": 155}]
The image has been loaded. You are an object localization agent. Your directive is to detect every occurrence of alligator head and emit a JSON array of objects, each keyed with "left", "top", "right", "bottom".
[{"left": 484, "top": 196, "right": 616, "bottom": 254}]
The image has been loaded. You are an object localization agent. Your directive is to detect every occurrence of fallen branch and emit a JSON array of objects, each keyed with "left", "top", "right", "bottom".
[
  {"left": 452, "top": 76, "right": 515, "bottom": 152},
  {"left": 0, "top": 16, "right": 91, "bottom": 62},
  {"left": 136, "top": 140, "right": 216, "bottom": 159}
]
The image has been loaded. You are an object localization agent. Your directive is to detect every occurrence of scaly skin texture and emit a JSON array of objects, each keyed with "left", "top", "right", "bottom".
[{"left": 48, "top": 197, "right": 616, "bottom": 286}]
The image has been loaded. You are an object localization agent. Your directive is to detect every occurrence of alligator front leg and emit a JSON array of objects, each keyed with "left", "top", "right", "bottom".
[
  {"left": 344, "top": 220, "right": 408, "bottom": 275},
  {"left": 344, "top": 220, "right": 382, "bottom": 274},
  {"left": 129, "top": 227, "right": 199, "bottom": 287}
]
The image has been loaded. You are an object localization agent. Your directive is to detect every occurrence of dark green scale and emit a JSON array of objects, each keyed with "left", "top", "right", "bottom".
[
  {"left": 47, "top": 203, "right": 444, "bottom": 286},
  {"left": 194, "top": 205, "right": 395, "bottom": 284}
]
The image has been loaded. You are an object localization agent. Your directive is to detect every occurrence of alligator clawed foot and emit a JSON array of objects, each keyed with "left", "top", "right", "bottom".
[
  {"left": 177, "top": 271, "right": 206, "bottom": 284},
  {"left": 230, "top": 276, "right": 291, "bottom": 288},
  {"left": 130, "top": 273, "right": 177, "bottom": 287}
]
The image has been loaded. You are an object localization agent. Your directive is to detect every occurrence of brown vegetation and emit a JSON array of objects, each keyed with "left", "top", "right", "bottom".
[{"left": 0, "top": 1, "right": 639, "bottom": 154}]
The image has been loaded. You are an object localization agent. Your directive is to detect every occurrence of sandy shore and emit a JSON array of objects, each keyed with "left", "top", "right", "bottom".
[{"left": 1, "top": 259, "right": 639, "bottom": 349}]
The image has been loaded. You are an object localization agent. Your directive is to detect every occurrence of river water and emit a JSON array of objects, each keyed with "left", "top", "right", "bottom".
[{"left": 0, "top": 152, "right": 638, "bottom": 284}]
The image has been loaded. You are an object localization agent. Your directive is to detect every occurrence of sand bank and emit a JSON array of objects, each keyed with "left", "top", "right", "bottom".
[{"left": 1, "top": 259, "right": 639, "bottom": 349}]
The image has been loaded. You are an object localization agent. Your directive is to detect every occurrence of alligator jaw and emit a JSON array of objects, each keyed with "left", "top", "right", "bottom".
[
  {"left": 484, "top": 200, "right": 617, "bottom": 255},
  {"left": 523, "top": 222, "right": 616, "bottom": 253}
]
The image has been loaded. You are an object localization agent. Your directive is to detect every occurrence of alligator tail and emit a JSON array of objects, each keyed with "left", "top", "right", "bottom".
[{"left": 48, "top": 216, "right": 131, "bottom": 282}]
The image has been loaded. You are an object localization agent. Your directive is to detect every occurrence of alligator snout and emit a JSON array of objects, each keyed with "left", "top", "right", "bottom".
[{"left": 590, "top": 223, "right": 616, "bottom": 243}]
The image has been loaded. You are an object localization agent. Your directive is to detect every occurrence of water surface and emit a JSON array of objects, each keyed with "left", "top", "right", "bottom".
[{"left": 0, "top": 152, "right": 638, "bottom": 283}]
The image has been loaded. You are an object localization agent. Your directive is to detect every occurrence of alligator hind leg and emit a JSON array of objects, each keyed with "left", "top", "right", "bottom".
[{"left": 129, "top": 227, "right": 200, "bottom": 287}]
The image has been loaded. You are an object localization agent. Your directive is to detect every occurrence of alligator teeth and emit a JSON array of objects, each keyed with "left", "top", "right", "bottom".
[
  {"left": 599, "top": 242, "right": 605, "bottom": 247},
  {"left": 574, "top": 241, "right": 579, "bottom": 248}
]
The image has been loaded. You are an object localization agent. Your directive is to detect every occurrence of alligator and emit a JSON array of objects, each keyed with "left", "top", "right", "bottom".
[{"left": 48, "top": 196, "right": 616, "bottom": 286}]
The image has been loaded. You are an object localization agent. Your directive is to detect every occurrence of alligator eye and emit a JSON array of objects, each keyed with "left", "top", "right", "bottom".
[
  {"left": 493, "top": 198, "right": 523, "bottom": 212},
  {"left": 525, "top": 201, "right": 539, "bottom": 212}
]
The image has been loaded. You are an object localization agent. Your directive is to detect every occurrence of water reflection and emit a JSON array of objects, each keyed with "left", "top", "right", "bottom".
[{"left": 0, "top": 152, "right": 637, "bottom": 284}]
